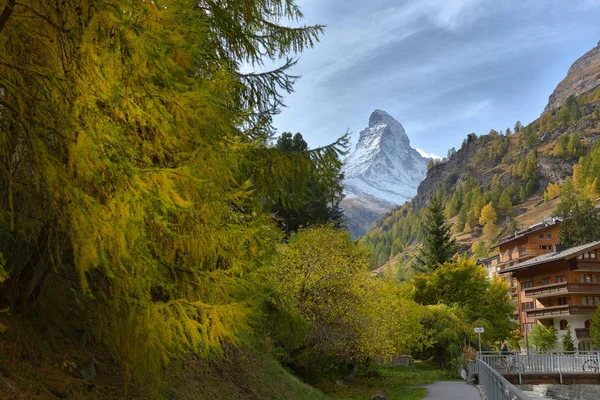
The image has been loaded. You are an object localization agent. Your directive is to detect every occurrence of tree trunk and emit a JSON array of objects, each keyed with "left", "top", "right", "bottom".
[{"left": 344, "top": 362, "right": 359, "bottom": 382}]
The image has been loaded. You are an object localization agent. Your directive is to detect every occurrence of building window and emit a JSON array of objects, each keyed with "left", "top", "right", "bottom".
[
  {"left": 559, "top": 319, "right": 568, "bottom": 330},
  {"left": 548, "top": 299, "right": 554, "bottom": 306},
  {"left": 579, "top": 251, "right": 598, "bottom": 260},
  {"left": 595, "top": 275, "right": 599, "bottom": 283},
  {"left": 538, "top": 234, "right": 544, "bottom": 239},
  {"left": 556, "top": 275, "right": 566, "bottom": 283},
  {"left": 583, "top": 296, "right": 598, "bottom": 305},
  {"left": 558, "top": 297, "right": 568, "bottom": 305},
  {"left": 522, "top": 301, "right": 535, "bottom": 311},
  {"left": 542, "top": 277, "right": 551, "bottom": 285},
  {"left": 586, "top": 274, "right": 593, "bottom": 283},
  {"left": 586, "top": 320, "right": 592, "bottom": 329},
  {"left": 522, "top": 280, "right": 534, "bottom": 289},
  {"left": 547, "top": 234, "right": 552, "bottom": 239}
]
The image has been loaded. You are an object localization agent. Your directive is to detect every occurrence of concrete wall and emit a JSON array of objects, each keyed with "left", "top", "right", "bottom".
[{"left": 518, "top": 384, "right": 600, "bottom": 400}]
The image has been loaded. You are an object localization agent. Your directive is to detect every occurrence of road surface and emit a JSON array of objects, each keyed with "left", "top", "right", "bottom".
[{"left": 422, "top": 382, "right": 481, "bottom": 399}]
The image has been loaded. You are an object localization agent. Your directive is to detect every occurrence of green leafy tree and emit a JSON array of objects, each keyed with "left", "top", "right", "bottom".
[
  {"left": 529, "top": 325, "right": 557, "bottom": 353},
  {"left": 567, "top": 132, "right": 581, "bottom": 157},
  {"left": 498, "top": 190, "right": 512, "bottom": 213},
  {"left": 519, "top": 187, "right": 527, "bottom": 203},
  {"left": 275, "top": 226, "right": 422, "bottom": 376},
  {"left": 554, "top": 142, "right": 566, "bottom": 158},
  {"left": 591, "top": 308, "right": 600, "bottom": 349},
  {"left": 412, "top": 260, "right": 517, "bottom": 361},
  {"left": 471, "top": 240, "right": 488, "bottom": 259},
  {"left": 445, "top": 193, "right": 459, "bottom": 219},
  {"left": 415, "top": 196, "right": 456, "bottom": 273},
  {"left": 514, "top": 121, "right": 522, "bottom": 133},
  {"left": 456, "top": 207, "right": 468, "bottom": 233}
]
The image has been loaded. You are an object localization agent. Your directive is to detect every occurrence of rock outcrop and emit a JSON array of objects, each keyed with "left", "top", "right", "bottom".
[{"left": 546, "top": 41, "right": 600, "bottom": 111}]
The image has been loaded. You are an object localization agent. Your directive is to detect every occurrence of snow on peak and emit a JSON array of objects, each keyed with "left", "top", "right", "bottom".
[
  {"left": 416, "top": 148, "right": 442, "bottom": 160},
  {"left": 343, "top": 110, "right": 429, "bottom": 206}
]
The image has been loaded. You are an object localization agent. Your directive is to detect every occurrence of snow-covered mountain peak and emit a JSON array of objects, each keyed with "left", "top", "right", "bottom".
[{"left": 342, "top": 110, "right": 429, "bottom": 206}]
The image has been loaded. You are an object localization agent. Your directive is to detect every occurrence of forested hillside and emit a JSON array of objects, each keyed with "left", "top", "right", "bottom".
[{"left": 363, "top": 84, "right": 600, "bottom": 269}]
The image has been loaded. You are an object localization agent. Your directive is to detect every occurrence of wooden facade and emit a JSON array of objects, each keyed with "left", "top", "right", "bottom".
[
  {"left": 500, "top": 240, "right": 600, "bottom": 351},
  {"left": 482, "top": 218, "right": 563, "bottom": 334}
]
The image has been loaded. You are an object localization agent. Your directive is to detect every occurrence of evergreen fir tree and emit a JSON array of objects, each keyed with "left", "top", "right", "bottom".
[
  {"left": 414, "top": 196, "right": 456, "bottom": 273},
  {"left": 562, "top": 324, "right": 576, "bottom": 353},
  {"left": 498, "top": 190, "right": 512, "bottom": 213},
  {"left": 274, "top": 132, "right": 346, "bottom": 233}
]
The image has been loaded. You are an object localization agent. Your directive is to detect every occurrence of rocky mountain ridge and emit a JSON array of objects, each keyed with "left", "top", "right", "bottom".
[{"left": 546, "top": 41, "right": 600, "bottom": 111}]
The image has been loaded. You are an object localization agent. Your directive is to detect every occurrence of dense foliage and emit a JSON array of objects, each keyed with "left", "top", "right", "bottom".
[
  {"left": 271, "top": 226, "right": 422, "bottom": 376},
  {"left": 410, "top": 259, "right": 517, "bottom": 363},
  {"left": 273, "top": 133, "right": 346, "bottom": 233},
  {"left": 0, "top": 0, "right": 352, "bottom": 389},
  {"left": 528, "top": 325, "right": 557, "bottom": 353}
]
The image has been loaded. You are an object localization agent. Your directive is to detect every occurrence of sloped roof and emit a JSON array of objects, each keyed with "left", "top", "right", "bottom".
[
  {"left": 501, "top": 240, "right": 600, "bottom": 273},
  {"left": 491, "top": 218, "right": 562, "bottom": 249}
]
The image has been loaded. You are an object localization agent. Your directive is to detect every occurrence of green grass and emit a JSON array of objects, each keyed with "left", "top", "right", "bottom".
[{"left": 314, "top": 362, "right": 454, "bottom": 400}]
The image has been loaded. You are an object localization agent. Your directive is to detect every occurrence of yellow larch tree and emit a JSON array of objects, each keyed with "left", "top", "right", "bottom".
[{"left": 0, "top": 0, "right": 348, "bottom": 389}]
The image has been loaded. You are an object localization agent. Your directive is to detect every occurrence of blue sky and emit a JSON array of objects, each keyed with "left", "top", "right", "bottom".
[{"left": 270, "top": 0, "right": 600, "bottom": 158}]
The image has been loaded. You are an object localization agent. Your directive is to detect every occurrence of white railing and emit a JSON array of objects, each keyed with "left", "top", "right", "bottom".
[
  {"left": 478, "top": 358, "right": 531, "bottom": 400},
  {"left": 477, "top": 351, "right": 600, "bottom": 384}
]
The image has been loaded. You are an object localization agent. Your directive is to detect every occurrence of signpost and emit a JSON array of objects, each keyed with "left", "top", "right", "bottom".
[{"left": 474, "top": 327, "right": 484, "bottom": 354}]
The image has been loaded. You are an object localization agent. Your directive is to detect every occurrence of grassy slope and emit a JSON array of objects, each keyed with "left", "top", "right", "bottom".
[{"left": 0, "top": 314, "right": 327, "bottom": 400}]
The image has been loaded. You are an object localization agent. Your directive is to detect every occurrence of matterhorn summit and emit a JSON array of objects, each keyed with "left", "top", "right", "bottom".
[{"left": 343, "top": 109, "right": 429, "bottom": 206}]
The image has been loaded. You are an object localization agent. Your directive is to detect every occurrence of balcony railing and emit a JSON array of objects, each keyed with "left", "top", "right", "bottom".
[
  {"left": 499, "top": 248, "right": 554, "bottom": 263},
  {"left": 524, "top": 282, "right": 600, "bottom": 299},
  {"left": 525, "top": 305, "right": 597, "bottom": 320},
  {"left": 576, "top": 328, "right": 591, "bottom": 339}
]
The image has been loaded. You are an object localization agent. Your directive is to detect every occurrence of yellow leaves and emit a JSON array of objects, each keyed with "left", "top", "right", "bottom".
[
  {"left": 479, "top": 202, "right": 497, "bottom": 226},
  {"left": 275, "top": 226, "right": 422, "bottom": 363},
  {"left": 544, "top": 182, "right": 561, "bottom": 202}
]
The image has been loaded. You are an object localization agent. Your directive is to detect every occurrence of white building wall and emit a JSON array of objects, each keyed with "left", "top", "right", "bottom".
[{"left": 553, "top": 316, "right": 593, "bottom": 351}]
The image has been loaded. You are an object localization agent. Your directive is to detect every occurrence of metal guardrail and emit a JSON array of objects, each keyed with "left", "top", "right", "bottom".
[
  {"left": 477, "top": 351, "right": 600, "bottom": 383},
  {"left": 477, "top": 358, "right": 532, "bottom": 400}
]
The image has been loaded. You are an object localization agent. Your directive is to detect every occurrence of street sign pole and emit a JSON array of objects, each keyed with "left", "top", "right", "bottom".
[{"left": 474, "top": 327, "right": 485, "bottom": 354}]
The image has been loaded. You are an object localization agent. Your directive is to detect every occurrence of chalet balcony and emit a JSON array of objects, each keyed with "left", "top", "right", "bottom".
[
  {"left": 574, "top": 261, "right": 600, "bottom": 272},
  {"left": 525, "top": 305, "right": 597, "bottom": 320},
  {"left": 576, "top": 328, "right": 591, "bottom": 339},
  {"left": 524, "top": 282, "right": 600, "bottom": 299},
  {"left": 498, "top": 249, "right": 554, "bottom": 268}
]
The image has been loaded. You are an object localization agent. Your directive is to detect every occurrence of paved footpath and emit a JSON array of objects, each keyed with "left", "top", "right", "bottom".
[{"left": 422, "top": 382, "right": 481, "bottom": 400}]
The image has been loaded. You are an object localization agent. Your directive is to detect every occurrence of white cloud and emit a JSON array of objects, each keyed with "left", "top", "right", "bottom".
[{"left": 416, "top": 149, "right": 442, "bottom": 160}]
